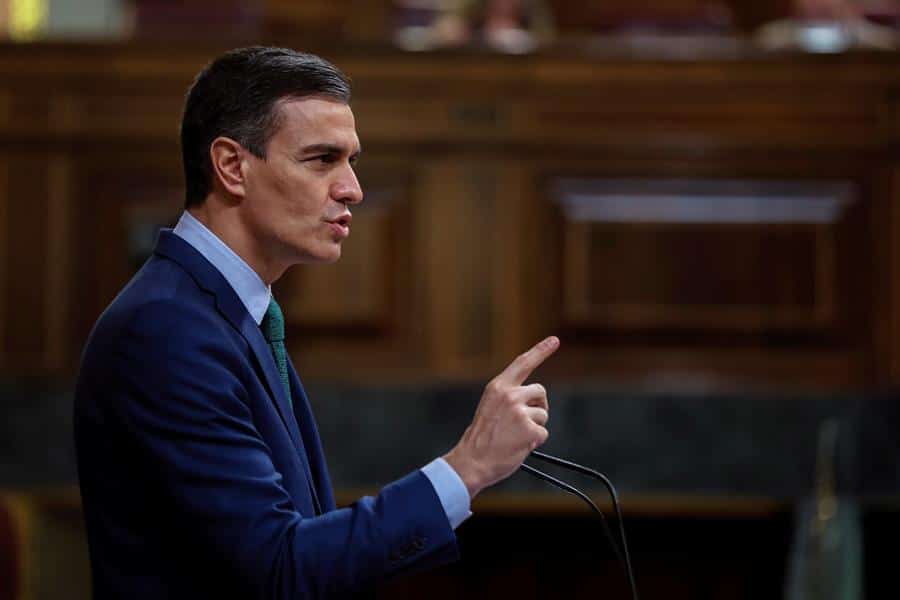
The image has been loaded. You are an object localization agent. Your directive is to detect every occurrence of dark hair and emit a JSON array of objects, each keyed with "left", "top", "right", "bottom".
[{"left": 180, "top": 46, "right": 351, "bottom": 208}]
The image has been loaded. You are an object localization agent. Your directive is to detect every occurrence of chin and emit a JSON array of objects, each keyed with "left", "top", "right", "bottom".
[{"left": 303, "top": 244, "right": 342, "bottom": 264}]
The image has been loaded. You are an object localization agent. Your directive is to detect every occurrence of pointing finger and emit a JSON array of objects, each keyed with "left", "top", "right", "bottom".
[{"left": 498, "top": 336, "right": 559, "bottom": 386}]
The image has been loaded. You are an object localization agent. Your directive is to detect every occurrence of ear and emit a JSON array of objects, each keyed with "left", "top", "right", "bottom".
[{"left": 209, "top": 136, "right": 247, "bottom": 198}]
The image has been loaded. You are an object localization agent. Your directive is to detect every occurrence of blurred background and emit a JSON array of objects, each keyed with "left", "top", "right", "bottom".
[{"left": 0, "top": 0, "right": 899, "bottom": 598}]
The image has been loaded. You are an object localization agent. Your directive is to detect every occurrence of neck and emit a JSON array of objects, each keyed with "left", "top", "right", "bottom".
[{"left": 188, "top": 197, "right": 287, "bottom": 284}]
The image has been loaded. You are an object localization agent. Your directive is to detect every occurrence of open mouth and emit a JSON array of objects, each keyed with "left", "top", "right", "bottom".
[{"left": 326, "top": 215, "right": 351, "bottom": 238}]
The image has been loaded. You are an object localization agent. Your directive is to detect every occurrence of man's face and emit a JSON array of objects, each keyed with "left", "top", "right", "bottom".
[{"left": 241, "top": 96, "right": 362, "bottom": 269}]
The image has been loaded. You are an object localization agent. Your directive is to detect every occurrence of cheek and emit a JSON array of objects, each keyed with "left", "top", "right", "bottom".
[
  {"left": 272, "top": 171, "right": 327, "bottom": 220},
  {"left": 249, "top": 161, "right": 329, "bottom": 231}
]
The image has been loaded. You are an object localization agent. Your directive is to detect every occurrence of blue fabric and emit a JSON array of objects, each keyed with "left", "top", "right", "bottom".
[
  {"left": 171, "top": 210, "right": 471, "bottom": 530},
  {"left": 421, "top": 458, "right": 473, "bottom": 529},
  {"left": 74, "top": 230, "right": 459, "bottom": 599},
  {"left": 173, "top": 210, "right": 271, "bottom": 324}
]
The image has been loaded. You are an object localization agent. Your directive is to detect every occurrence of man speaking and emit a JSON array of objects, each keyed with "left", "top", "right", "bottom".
[{"left": 74, "top": 46, "right": 557, "bottom": 599}]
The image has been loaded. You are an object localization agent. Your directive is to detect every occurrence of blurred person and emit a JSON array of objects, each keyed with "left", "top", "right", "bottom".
[
  {"left": 757, "top": 0, "right": 897, "bottom": 50},
  {"left": 74, "top": 46, "right": 558, "bottom": 600},
  {"left": 396, "top": 0, "right": 553, "bottom": 52}
]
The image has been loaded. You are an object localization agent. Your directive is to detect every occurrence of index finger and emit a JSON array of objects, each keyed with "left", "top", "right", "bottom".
[{"left": 497, "top": 336, "right": 560, "bottom": 386}]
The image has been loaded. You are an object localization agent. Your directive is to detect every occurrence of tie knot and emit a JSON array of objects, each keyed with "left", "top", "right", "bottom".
[{"left": 261, "top": 298, "right": 285, "bottom": 343}]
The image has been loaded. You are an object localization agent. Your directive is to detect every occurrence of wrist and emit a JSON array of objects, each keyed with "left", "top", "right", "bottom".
[{"left": 442, "top": 448, "right": 487, "bottom": 500}]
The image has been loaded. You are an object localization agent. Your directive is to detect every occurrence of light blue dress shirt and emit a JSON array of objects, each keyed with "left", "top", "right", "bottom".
[{"left": 172, "top": 210, "right": 471, "bottom": 529}]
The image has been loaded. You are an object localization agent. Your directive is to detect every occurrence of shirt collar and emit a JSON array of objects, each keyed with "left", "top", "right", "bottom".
[{"left": 172, "top": 210, "right": 272, "bottom": 325}]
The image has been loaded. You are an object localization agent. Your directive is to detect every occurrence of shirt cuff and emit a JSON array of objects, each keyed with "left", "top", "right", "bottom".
[{"left": 420, "top": 457, "right": 472, "bottom": 530}]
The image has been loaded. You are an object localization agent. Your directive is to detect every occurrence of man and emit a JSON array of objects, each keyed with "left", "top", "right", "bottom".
[{"left": 74, "top": 46, "right": 557, "bottom": 599}]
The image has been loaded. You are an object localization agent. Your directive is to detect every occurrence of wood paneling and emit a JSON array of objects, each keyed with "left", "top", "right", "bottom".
[
  {"left": 0, "top": 151, "right": 76, "bottom": 373},
  {"left": 70, "top": 152, "right": 183, "bottom": 356},
  {"left": 45, "top": 156, "right": 71, "bottom": 371},
  {"left": 279, "top": 170, "right": 409, "bottom": 329},
  {"left": 553, "top": 180, "right": 854, "bottom": 337},
  {"left": 281, "top": 158, "right": 432, "bottom": 379},
  {"left": 888, "top": 165, "right": 900, "bottom": 380},
  {"left": 0, "top": 156, "right": 6, "bottom": 370},
  {"left": 0, "top": 41, "right": 897, "bottom": 388},
  {"left": 3, "top": 154, "right": 51, "bottom": 373}
]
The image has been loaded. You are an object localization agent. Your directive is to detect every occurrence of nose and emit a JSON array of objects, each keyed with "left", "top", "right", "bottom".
[{"left": 331, "top": 164, "right": 363, "bottom": 206}]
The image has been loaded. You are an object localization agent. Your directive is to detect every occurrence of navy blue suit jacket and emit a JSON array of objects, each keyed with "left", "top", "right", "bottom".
[{"left": 74, "top": 231, "right": 458, "bottom": 599}]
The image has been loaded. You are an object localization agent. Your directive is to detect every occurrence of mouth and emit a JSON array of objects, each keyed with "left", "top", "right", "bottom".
[{"left": 325, "top": 213, "right": 352, "bottom": 239}]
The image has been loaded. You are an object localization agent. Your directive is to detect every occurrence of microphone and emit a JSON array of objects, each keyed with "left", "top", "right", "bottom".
[{"left": 521, "top": 451, "right": 639, "bottom": 600}]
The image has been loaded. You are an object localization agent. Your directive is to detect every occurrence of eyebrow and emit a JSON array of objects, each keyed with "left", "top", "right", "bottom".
[{"left": 299, "top": 143, "right": 362, "bottom": 157}]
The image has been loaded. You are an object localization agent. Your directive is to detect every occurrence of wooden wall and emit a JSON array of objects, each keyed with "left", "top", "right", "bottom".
[{"left": 0, "top": 42, "right": 897, "bottom": 389}]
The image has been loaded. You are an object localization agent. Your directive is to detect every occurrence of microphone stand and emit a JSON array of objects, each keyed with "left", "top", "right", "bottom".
[{"left": 521, "top": 451, "right": 639, "bottom": 600}]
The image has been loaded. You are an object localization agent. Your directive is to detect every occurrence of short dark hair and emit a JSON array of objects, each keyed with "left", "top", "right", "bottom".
[{"left": 180, "top": 46, "right": 351, "bottom": 208}]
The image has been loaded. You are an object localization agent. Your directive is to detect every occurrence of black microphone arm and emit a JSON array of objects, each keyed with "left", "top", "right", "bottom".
[{"left": 520, "top": 450, "right": 639, "bottom": 600}]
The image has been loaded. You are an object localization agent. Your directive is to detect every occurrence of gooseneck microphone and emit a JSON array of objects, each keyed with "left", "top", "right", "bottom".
[{"left": 520, "top": 451, "right": 639, "bottom": 600}]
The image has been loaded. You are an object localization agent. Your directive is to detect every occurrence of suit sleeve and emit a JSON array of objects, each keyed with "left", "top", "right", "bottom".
[{"left": 106, "top": 299, "right": 459, "bottom": 599}]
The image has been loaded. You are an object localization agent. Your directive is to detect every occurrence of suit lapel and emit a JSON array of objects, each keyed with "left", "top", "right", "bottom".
[
  {"left": 287, "top": 364, "right": 335, "bottom": 512},
  {"left": 153, "top": 230, "right": 321, "bottom": 513},
  {"left": 233, "top": 310, "right": 322, "bottom": 515}
]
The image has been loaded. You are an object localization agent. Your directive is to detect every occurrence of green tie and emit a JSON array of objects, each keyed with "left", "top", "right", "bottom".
[{"left": 261, "top": 297, "right": 291, "bottom": 407}]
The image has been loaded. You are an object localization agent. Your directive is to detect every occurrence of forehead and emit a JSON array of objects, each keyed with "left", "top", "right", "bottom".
[{"left": 270, "top": 96, "right": 358, "bottom": 149}]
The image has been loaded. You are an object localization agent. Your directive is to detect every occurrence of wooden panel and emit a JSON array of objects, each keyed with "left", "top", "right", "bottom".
[
  {"left": 44, "top": 156, "right": 71, "bottom": 370},
  {"left": 354, "top": 98, "right": 516, "bottom": 146},
  {"left": 279, "top": 184, "right": 401, "bottom": 328},
  {"left": 52, "top": 93, "right": 184, "bottom": 138},
  {"left": 554, "top": 179, "right": 852, "bottom": 336},
  {"left": 889, "top": 165, "right": 900, "bottom": 380},
  {"left": 281, "top": 159, "right": 432, "bottom": 379},
  {"left": 0, "top": 152, "right": 71, "bottom": 372},
  {"left": 488, "top": 163, "right": 533, "bottom": 364},
  {"left": 0, "top": 88, "right": 11, "bottom": 129},
  {"left": 0, "top": 90, "right": 51, "bottom": 135},
  {"left": 420, "top": 160, "right": 497, "bottom": 376},
  {"left": 264, "top": 0, "right": 352, "bottom": 34},
  {"left": 71, "top": 152, "right": 183, "bottom": 358},
  {"left": 0, "top": 154, "right": 5, "bottom": 369},
  {"left": 0, "top": 42, "right": 895, "bottom": 386},
  {"left": 563, "top": 223, "right": 835, "bottom": 332},
  {"left": 2, "top": 154, "right": 50, "bottom": 373},
  {"left": 523, "top": 87, "right": 883, "bottom": 151},
  {"left": 521, "top": 158, "right": 877, "bottom": 386}
]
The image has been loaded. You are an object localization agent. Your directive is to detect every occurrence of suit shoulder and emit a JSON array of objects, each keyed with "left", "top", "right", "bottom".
[{"left": 80, "top": 256, "right": 240, "bottom": 365}]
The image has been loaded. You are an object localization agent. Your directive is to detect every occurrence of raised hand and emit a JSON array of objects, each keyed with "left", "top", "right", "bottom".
[{"left": 443, "top": 336, "right": 559, "bottom": 499}]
